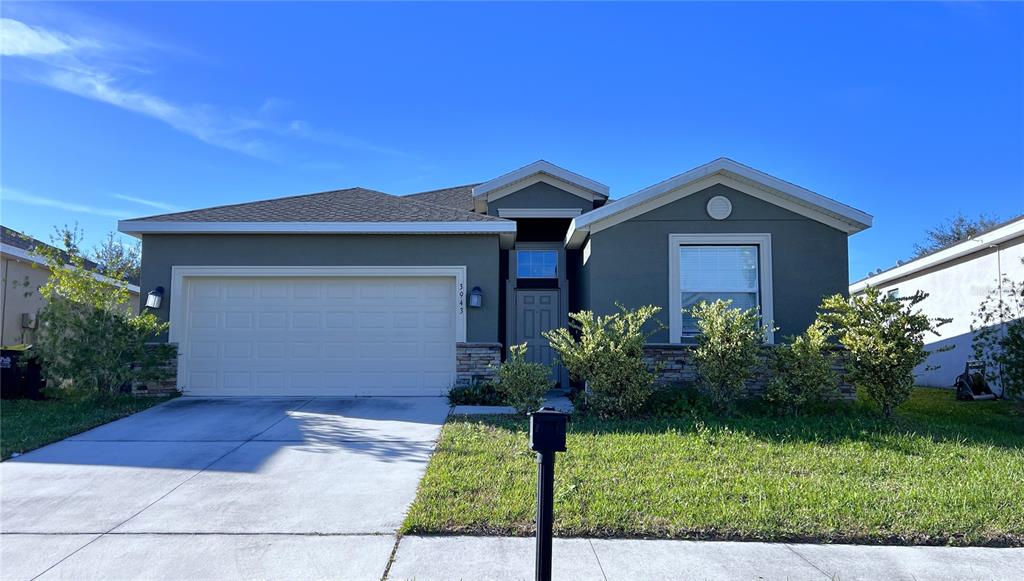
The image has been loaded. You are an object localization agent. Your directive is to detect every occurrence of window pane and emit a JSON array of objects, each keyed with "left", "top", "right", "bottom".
[
  {"left": 680, "top": 246, "right": 758, "bottom": 292},
  {"left": 678, "top": 245, "right": 760, "bottom": 336},
  {"left": 517, "top": 250, "right": 558, "bottom": 278}
]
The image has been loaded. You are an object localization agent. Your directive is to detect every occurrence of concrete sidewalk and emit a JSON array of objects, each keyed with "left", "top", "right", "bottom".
[{"left": 387, "top": 535, "right": 1024, "bottom": 581}]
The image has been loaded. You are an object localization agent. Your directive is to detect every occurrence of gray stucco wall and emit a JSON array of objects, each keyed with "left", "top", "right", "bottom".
[
  {"left": 585, "top": 183, "right": 849, "bottom": 341},
  {"left": 140, "top": 234, "right": 501, "bottom": 342},
  {"left": 487, "top": 182, "right": 595, "bottom": 215}
]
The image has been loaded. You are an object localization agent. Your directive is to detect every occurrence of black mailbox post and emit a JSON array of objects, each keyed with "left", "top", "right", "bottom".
[{"left": 529, "top": 407, "right": 568, "bottom": 581}]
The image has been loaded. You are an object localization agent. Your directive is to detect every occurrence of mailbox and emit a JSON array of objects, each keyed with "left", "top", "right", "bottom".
[{"left": 529, "top": 407, "right": 567, "bottom": 453}]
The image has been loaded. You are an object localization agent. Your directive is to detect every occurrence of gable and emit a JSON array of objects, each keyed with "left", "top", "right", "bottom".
[
  {"left": 472, "top": 160, "right": 609, "bottom": 213},
  {"left": 628, "top": 183, "right": 816, "bottom": 224},
  {"left": 565, "top": 158, "right": 872, "bottom": 248},
  {"left": 487, "top": 181, "right": 595, "bottom": 215}
]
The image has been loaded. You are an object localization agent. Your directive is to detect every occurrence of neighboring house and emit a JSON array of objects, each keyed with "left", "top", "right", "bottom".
[
  {"left": 850, "top": 216, "right": 1024, "bottom": 391},
  {"left": 0, "top": 226, "right": 142, "bottom": 346},
  {"left": 118, "top": 158, "right": 872, "bottom": 396}
]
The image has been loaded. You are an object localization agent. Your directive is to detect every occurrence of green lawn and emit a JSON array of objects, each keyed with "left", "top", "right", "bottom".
[
  {"left": 1, "top": 395, "right": 174, "bottom": 460},
  {"left": 404, "top": 388, "right": 1024, "bottom": 546}
]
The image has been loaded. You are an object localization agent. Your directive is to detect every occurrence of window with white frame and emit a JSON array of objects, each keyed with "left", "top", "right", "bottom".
[
  {"left": 516, "top": 250, "right": 558, "bottom": 279},
  {"left": 678, "top": 245, "right": 760, "bottom": 335},
  {"left": 669, "top": 233, "right": 774, "bottom": 344}
]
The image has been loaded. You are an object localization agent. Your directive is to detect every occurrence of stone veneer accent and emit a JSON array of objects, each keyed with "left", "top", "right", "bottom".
[
  {"left": 643, "top": 343, "right": 856, "bottom": 400},
  {"left": 132, "top": 343, "right": 180, "bottom": 397},
  {"left": 456, "top": 342, "right": 502, "bottom": 388}
]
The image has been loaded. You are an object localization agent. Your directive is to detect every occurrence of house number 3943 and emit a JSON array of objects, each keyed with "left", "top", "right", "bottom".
[{"left": 457, "top": 283, "right": 465, "bottom": 315}]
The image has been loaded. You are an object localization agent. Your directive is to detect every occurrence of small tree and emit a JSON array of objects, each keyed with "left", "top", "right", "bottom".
[
  {"left": 493, "top": 343, "right": 553, "bottom": 414},
  {"left": 92, "top": 232, "right": 141, "bottom": 283},
  {"left": 819, "top": 287, "right": 948, "bottom": 417},
  {"left": 690, "top": 300, "right": 767, "bottom": 413},
  {"left": 544, "top": 304, "right": 660, "bottom": 418},
  {"left": 913, "top": 213, "right": 1001, "bottom": 258},
  {"left": 764, "top": 320, "right": 838, "bottom": 415},
  {"left": 972, "top": 259, "right": 1024, "bottom": 398},
  {"left": 32, "top": 230, "right": 169, "bottom": 398}
]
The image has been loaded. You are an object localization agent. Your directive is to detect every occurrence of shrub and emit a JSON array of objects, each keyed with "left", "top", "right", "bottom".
[
  {"left": 494, "top": 343, "right": 553, "bottom": 414},
  {"left": 642, "top": 383, "right": 710, "bottom": 418},
  {"left": 447, "top": 380, "right": 504, "bottom": 406},
  {"left": 31, "top": 230, "right": 170, "bottom": 398},
  {"left": 972, "top": 259, "right": 1024, "bottom": 399},
  {"left": 819, "top": 287, "right": 948, "bottom": 418},
  {"left": 689, "top": 300, "right": 768, "bottom": 413},
  {"left": 764, "top": 320, "right": 838, "bottom": 415},
  {"left": 544, "top": 304, "right": 661, "bottom": 419}
]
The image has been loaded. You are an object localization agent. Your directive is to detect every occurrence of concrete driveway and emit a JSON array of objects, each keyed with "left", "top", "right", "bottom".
[{"left": 0, "top": 396, "right": 450, "bottom": 581}]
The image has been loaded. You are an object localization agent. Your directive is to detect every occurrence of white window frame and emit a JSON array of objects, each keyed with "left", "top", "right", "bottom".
[{"left": 668, "top": 233, "right": 774, "bottom": 344}]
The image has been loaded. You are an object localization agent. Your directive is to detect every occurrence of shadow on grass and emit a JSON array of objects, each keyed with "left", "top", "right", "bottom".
[{"left": 453, "top": 388, "right": 1024, "bottom": 452}]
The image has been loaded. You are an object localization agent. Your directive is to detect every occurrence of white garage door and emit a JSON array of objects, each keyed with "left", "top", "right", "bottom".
[{"left": 179, "top": 276, "right": 456, "bottom": 396}]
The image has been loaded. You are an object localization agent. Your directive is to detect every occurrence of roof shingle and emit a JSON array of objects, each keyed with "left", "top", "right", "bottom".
[
  {"left": 403, "top": 184, "right": 479, "bottom": 212},
  {"left": 130, "top": 187, "right": 505, "bottom": 223}
]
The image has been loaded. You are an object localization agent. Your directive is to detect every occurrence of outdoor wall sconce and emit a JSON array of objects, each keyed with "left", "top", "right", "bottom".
[
  {"left": 468, "top": 286, "right": 483, "bottom": 308},
  {"left": 145, "top": 286, "right": 164, "bottom": 310}
]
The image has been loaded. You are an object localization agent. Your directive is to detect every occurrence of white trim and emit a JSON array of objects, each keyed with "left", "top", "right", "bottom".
[
  {"left": 169, "top": 265, "right": 469, "bottom": 394},
  {"left": 565, "top": 158, "right": 872, "bottom": 248},
  {"left": 668, "top": 233, "right": 774, "bottom": 344},
  {"left": 1, "top": 243, "right": 141, "bottom": 294},
  {"left": 497, "top": 208, "right": 583, "bottom": 219},
  {"left": 850, "top": 217, "right": 1024, "bottom": 294},
  {"left": 472, "top": 160, "right": 610, "bottom": 200}
]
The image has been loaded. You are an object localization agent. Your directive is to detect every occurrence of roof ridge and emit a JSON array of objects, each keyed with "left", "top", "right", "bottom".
[
  {"left": 404, "top": 183, "right": 481, "bottom": 197},
  {"left": 125, "top": 187, "right": 389, "bottom": 222}
]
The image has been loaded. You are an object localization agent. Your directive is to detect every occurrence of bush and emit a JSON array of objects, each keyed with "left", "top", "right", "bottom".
[
  {"left": 764, "top": 321, "right": 838, "bottom": 415},
  {"left": 448, "top": 380, "right": 503, "bottom": 406},
  {"left": 689, "top": 300, "right": 768, "bottom": 413},
  {"left": 31, "top": 231, "right": 170, "bottom": 398},
  {"left": 819, "top": 287, "right": 948, "bottom": 417},
  {"left": 544, "top": 304, "right": 661, "bottom": 419},
  {"left": 642, "top": 383, "right": 710, "bottom": 418},
  {"left": 972, "top": 259, "right": 1024, "bottom": 399},
  {"left": 494, "top": 343, "right": 553, "bottom": 414}
]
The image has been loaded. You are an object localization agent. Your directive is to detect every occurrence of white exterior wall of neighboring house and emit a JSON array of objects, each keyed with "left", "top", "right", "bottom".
[
  {"left": 1, "top": 244, "right": 141, "bottom": 346},
  {"left": 850, "top": 218, "right": 1024, "bottom": 392}
]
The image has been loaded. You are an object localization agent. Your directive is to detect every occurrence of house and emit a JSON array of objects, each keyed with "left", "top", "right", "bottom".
[
  {"left": 850, "top": 216, "right": 1024, "bottom": 392},
  {"left": 1, "top": 226, "right": 142, "bottom": 346},
  {"left": 118, "top": 158, "right": 872, "bottom": 396}
]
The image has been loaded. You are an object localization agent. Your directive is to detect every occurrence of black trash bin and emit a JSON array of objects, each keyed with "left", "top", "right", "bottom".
[{"left": 1, "top": 346, "right": 46, "bottom": 400}]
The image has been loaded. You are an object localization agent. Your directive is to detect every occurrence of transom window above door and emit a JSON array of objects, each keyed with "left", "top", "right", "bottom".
[
  {"left": 517, "top": 250, "right": 558, "bottom": 278},
  {"left": 668, "top": 233, "right": 774, "bottom": 344}
]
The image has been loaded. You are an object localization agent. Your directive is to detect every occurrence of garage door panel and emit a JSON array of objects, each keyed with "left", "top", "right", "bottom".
[{"left": 180, "top": 276, "right": 455, "bottom": 396}]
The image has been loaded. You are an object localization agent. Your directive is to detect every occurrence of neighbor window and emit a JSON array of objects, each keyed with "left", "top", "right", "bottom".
[
  {"left": 678, "top": 245, "right": 760, "bottom": 336},
  {"left": 886, "top": 288, "right": 900, "bottom": 300},
  {"left": 517, "top": 250, "right": 558, "bottom": 279}
]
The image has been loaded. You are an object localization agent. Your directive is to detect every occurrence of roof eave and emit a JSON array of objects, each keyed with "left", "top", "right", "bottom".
[{"left": 117, "top": 220, "right": 518, "bottom": 247}]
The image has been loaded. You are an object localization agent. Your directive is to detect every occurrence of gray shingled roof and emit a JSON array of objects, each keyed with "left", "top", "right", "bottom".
[
  {"left": 130, "top": 187, "right": 506, "bottom": 223},
  {"left": 404, "top": 184, "right": 479, "bottom": 212}
]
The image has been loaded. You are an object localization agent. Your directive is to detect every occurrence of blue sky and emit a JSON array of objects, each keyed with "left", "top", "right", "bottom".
[{"left": 2, "top": 2, "right": 1021, "bottom": 281}]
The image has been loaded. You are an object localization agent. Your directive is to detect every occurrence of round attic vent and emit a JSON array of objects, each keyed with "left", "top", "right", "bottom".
[{"left": 706, "top": 195, "right": 733, "bottom": 220}]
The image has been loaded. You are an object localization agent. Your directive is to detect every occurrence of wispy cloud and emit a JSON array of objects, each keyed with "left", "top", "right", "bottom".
[
  {"left": 110, "top": 193, "right": 181, "bottom": 212},
  {"left": 1, "top": 187, "right": 133, "bottom": 218},
  {"left": 1, "top": 17, "right": 405, "bottom": 160},
  {"left": 0, "top": 17, "right": 97, "bottom": 56}
]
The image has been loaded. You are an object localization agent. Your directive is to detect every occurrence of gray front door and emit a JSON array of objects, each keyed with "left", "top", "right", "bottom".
[{"left": 515, "top": 290, "right": 561, "bottom": 383}]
